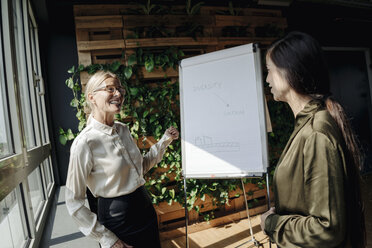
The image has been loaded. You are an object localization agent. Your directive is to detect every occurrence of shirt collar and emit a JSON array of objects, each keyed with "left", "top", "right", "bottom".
[
  {"left": 89, "top": 116, "right": 117, "bottom": 135},
  {"left": 295, "top": 99, "right": 324, "bottom": 124}
]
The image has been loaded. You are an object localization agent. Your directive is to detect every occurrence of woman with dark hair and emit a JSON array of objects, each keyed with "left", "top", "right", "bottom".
[{"left": 260, "top": 31, "right": 366, "bottom": 247}]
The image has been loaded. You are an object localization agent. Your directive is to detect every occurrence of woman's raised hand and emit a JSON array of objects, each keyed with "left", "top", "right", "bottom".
[{"left": 165, "top": 126, "right": 179, "bottom": 140}]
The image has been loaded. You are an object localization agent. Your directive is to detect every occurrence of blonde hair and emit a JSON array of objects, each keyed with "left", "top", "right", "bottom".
[{"left": 85, "top": 70, "right": 120, "bottom": 112}]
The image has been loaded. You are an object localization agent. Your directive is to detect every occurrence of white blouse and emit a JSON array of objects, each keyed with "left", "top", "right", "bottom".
[{"left": 65, "top": 117, "right": 173, "bottom": 248}]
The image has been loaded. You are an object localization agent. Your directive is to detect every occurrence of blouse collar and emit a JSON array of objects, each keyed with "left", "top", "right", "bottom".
[
  {"left": 88, "top": 115, "right": 117, "bottom": 135},
  {"left": 295, "top": 99, "right": 324, "bottom": 125}
]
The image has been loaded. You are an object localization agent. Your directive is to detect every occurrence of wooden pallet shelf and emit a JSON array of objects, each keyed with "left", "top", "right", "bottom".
[
  {"left": 155, "top": 186, "right": 274, "bottom": 237},
  {"left": 73, "top": 4, "right": 282, "bottom": 232},
  {"left": 74, "top": 4, "right": 287, "bottom": 68}
]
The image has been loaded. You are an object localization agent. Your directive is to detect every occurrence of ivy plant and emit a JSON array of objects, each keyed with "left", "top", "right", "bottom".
[{"left": 60, "top": 44, "right": 292, "bottom": 221}]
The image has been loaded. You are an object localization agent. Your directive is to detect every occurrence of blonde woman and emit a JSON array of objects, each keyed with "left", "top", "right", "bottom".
[{"left": 66, "top": 71, "right": 179, "bottom": 248}]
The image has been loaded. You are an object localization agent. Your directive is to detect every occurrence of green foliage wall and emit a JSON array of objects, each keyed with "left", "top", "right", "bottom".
[{"left": 60, "top": 44, "right": 294, "bottom": 220}]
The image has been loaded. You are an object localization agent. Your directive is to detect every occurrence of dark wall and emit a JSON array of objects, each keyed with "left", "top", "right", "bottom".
[
  {"left": 285, "top": 2, "right": 372, "bottom": 48},
  {"left": 284, "top": 2, "right": 372, "bottom": 173},
  {"left": 38, "top": 1, "right": 79, "bottom": 185}
]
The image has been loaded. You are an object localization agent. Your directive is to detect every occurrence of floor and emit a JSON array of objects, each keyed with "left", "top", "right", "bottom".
[
  {"left": 39, "top": 187, "right": 99, "bottom": 248},
  {"left": 40, "top": 173, "right": 372, "bottom": 248}
]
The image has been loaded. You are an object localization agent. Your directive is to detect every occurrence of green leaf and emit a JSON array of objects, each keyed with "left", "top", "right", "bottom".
[
  {"left": 161, "top": 187, "right": 167, "bottom": 194},
  {"left": 65, "top": 78, "right": 74, "bottom": 89},
  {"left": 129, "top": 87, "right": 139, "bottom": 96},
  {"left": 124, "top": 66, "right": 133, "bottom": 79},
  {"left": 67, "top": 66, "right": 75, "bottom": 74},
  {"left": 201, "top": 194, "right": 206, "bottom": 201},
  {"left": 143, "top": 110, "right": 149, "bottom": 118},
  {"left": 67, "top": 129, "right": 75, "bottom": 140},
  {"left": 145, "top": 58, "right": 154, "bottom": 72},
  {"left": 59, "top": 127, "right": 65, "bottom": 135},
  {"left": 78, "top": 64, "right": 84, "bottom": 72},
  {"left": 110, "top": 61, "right": 121, "bottom": 72},
  {"left": 59, "top": 135, "right": 67, "bottom": 145},
  {"left": 76, "top": 109, "right": 82, "bottom": 119},
  {"left": 169, "top": 189, "right": 175, "bottom": 199},
  {"left": 78, "top": 120, "right": 86, "bottom": 131},
  {"left": 149, "top": 115, "right": 157, "bottom": 123},
  {"left": 128, "top": 54, "right": 137, "bottom": 66},
  {"left": 70, "top": 98, "right": 79, "bottom": 107}
]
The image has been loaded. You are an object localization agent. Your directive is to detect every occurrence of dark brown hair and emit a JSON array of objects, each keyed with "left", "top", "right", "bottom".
[{"left": 268, "top": 31, "right": 366, "bottom": 248}]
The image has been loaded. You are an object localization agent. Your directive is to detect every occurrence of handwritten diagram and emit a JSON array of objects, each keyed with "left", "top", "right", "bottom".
[{"left": 194, "top": 136, "right": 240, "bottom": 153}]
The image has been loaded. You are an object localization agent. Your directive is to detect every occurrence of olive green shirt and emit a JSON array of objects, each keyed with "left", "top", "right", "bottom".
[{"left": 265, "top": 100, "right": 348, "bottom": 248}]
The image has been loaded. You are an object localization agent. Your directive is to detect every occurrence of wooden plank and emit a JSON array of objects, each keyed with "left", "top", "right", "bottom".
[
  {"left": 217, "top": 37, "right": 277, "bottom": 47},
  {"left": 75, "top": 15, "right": 123, "bottom": 29},
  {"left": 77, "top": 39, "right": 125, "bottom": 51},
  {"left": 77, "top": 52, "right": 92, "bottom": 67},
  {"left": 125, "top": 37, "right": 218, "bottom": 48},
  {"left": 156, "top": 201, "right": 184, "bottom": 214},
  {"left": 79, "top": 71, "right": 91, "bottom": 92},
  {"left": 159, "top": 204, "right": 269, "bottom": 240},
  {"left": 76, "top": 30, "right": 92, "bottom": 67},
  {"left": 122, "top": 15, "right": 215, "bottom": 28},
  {"left": 228, "top": 183, "right": 260, "bottom": 198},
  {"left": 138, "top": 67, "right": 178, "bottom": 79},
  {"left": 159, "top": 209, "right": 185, "bottom": 223},
  {"left": 92, "top": 49, "right": 124, "bottom": 64},
  {"left": 74, "top": 4, "right": 138, "bottom": 16},
  {"left": 75, "top": 29, "right": 89, "bottom": 42},
  {"left": 215, "top": 15, "right": 287, "bottom": 28},
  {"left": 200, "top": 6, "right": 283, "bottom": 17}
]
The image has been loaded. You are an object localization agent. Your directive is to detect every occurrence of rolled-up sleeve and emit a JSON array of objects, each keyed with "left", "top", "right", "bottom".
[
  {"left": 265, "top": 132, "right": 346, "bottom": 248},
  {"left": 142, "top": 133, "right": 173, "bottom": 174},
  {"left": 65, "top": 138, "right": 118, "bottom": 248}
]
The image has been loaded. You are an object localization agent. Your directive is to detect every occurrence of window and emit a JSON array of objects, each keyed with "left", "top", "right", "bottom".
[
  {"left": 0, "top": 0, "right": 56, "bottom": 247},
  {"left": 42, "top": 157, "right": 53, "bottom": 194},
  {"left": 0, "top": 188, "right": 28, "bottom": 248},
  {"left": 0, "top": 16, "right": 13, "bottom": 159},
  {"left": 0, "top": 0, "right": 55, "bottom": 247},
  {"left": 12, "top": 0, "right": 36, "bottom": 148},
  {"left": 27, "top": 166, "right": 45, "bottom": 221}
]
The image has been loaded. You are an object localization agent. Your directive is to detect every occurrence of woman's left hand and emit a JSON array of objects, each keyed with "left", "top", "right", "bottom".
[
  {"left": 165, "top": 126, "right": 179, "bottom": 140},
  {"left": 260, "top": 207, "right": 276, "bottom": 234}
]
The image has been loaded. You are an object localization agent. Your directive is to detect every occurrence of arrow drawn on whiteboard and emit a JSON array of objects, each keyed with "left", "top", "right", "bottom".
[{"left": 211, "top": 92, "right": 230, "bottom": 107}]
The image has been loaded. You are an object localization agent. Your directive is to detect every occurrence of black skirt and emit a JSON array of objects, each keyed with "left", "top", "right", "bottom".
[{"left": 97, "top": 186, "right": 161, "bottom": 248}]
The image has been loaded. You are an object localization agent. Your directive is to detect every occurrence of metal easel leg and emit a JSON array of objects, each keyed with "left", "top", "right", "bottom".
[
  {"left": 184, "top": 177, "right": 189, "bottom": 248},
  {"left": 266, "top": 172, "right": 272, "bottom": 248},
  {"left": 235, "top": 178, "right": 260, "bottom": 248}
]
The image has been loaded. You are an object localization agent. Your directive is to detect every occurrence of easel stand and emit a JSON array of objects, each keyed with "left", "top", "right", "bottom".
[{"left": 183, "top": 173, "right": 272, "bottom": 248}]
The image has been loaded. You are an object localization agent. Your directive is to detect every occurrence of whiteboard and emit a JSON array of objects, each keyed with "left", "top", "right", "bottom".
[{"left": 179, "top": 43, "right": 268, "bottom": 179}]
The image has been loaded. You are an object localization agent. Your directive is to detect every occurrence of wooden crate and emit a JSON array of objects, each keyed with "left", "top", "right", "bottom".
[
  {"left": 154, "top": 184, "right": 273, "bottom": 235},
  {"left": 74, "top": 4, "right": 287, "bottom": 85}
]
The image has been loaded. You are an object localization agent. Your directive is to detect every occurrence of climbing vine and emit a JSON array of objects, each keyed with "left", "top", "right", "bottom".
[
  {"left": 60, "top": 1, "right": 292, "bottom": 220},
  {"left": 60, "top": 44, "right": 293, "bottom": 220}
]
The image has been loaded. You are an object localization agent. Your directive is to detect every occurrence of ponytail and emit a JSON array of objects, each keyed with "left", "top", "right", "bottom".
[{"left": 324, "top": 96, "right": 366, "bottom": 248}]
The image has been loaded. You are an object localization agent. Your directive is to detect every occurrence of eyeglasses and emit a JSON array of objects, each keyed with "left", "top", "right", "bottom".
[{"left": 93, "top": 85, "right": 126, "bottom": 95}]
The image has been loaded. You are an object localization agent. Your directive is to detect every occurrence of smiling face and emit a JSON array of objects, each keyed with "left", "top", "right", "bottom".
[
  {"left": 266, "top": 55, "right": 291, "bottom": 102},
  {"left": 90, "top": 77, "right": 125, "bottom": 115}
]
